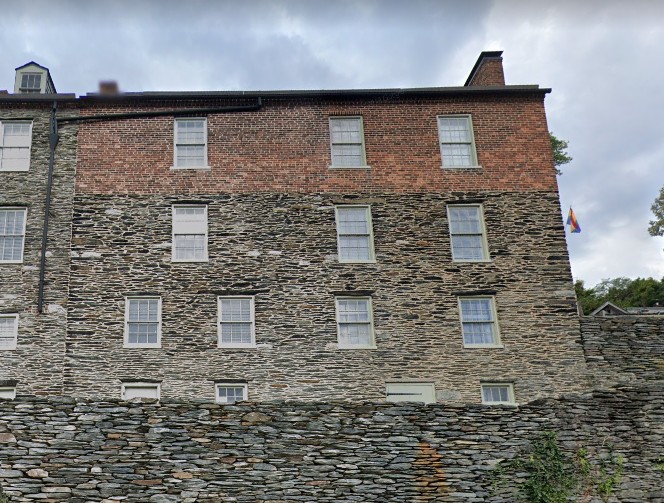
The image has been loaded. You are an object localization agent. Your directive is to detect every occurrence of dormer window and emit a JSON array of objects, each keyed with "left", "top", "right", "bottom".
[{"left": 19, "top": 73, "right": 42, "bottom": 93}]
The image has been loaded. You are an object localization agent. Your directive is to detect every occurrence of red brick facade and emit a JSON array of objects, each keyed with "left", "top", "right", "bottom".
[{"left": 75, "top": 92, "right": 556, "bottom": 195}]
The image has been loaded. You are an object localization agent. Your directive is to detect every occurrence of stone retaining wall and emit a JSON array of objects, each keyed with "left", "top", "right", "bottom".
[{"left": 0, "top": 386, "right": 663, "bottom": 503}]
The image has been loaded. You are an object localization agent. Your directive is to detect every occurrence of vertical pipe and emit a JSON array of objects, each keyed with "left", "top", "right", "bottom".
[{"left": 38, "top": 101, "right": 59, "bottom": 313}]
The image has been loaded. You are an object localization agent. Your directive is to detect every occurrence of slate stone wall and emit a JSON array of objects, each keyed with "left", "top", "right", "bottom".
[
  {"left": 0, "top": 103, "right": 78, "bottom": 395},
  {"left": 0, "top": 386, "right": 662, "bottom": 503},
  {"left": 64, "top": 190, "right": 586, "bottom": 403}
]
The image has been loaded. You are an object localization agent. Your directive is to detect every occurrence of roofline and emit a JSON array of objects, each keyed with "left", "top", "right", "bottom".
[
  {"left": 589, "top": 301, "right": 628, "bottom": 316},
  {"left": 0, "top": 94, "right": 76, "bottom": 103},
  {"left": 79, "top": 84, "right": 549, "bottom": 102},
  {"left": 465, "top": 51, "right": 504, "bottom": 87},
  {"left": 15, "top": 61, "right": 50, "bottom": 72}
]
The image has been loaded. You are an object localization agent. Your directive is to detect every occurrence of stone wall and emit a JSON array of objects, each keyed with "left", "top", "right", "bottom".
[
  {"left": 0, "top": 385, "right": 662, "bottom": 503},
  {"left": 0, "top": 102, "right": 78, "bottom": 395},
  {"left": 64, "top": 191, "right": 585, "bottom": 403}
]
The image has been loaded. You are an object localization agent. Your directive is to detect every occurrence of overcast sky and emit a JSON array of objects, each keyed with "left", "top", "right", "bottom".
[{"left": 2, "top": 0, "right": 662, "bottom": 287}]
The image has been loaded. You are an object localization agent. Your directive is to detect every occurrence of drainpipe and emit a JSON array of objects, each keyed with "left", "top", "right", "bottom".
[{"left": 38, "top": 101, "right": 59, "bottom": 313}]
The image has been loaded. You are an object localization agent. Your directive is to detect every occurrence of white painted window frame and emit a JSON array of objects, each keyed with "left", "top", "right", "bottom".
[
  {"left": 0, "top": 387, "right": 16, "bottom": 400},
  {"left": 386, "top": 382, "right": 436, "bottom": 404},
  {"left": 437, "top": 114, "right": 479, "bottom": 168},
  {"left": 171, "top": 205, "right": 209, "bottom": 262},
  {"left": 335, "top": 296, "right": 376, "bottom": 349},
  {"left": 217, "top": 295, "right": 256, "bottom": 348},
  {"left": 215, "top": 382, "right": 248, "bottom": 404},
  {"left": 329, "top": 116, "right": 369, "bottom": 169},
  {"left": 18, "top": 72, "right": 43, "bottom": 93},
  {"left": 0, "top": 313, "right": 18, "bottom": 350},
  {"left": 0, "top": 207, "right": 28, "bottom": 263},
  {"left": 335, "top": 205, "right": 376, "bottom": 263},
  {"left": 0, "top": 121, "right": 33, "bottom": 172},
  {"left": 481, "top": 383, "right": 516, "bottom": 405},
  {"left": 121, "top": 382, "right": 161, "bottom": 400},
  {"left": 124, "top": 297, "right": 162, "bottom": 349},
  {"left": 173, "top": 117, "right": 209, "bottom": 169},
  {"left": 447, "top": 204, "right": 490, "bottom": 262},
  {"left": 458, "top": 296, "right": 502, "bottom": 348}
]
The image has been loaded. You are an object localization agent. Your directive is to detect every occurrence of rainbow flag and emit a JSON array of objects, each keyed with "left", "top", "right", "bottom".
[{"left": 566, "top": 207, "right": 581, "bottom": 233}]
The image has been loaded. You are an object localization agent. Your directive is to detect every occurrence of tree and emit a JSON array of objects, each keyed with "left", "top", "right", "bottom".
[
  {"left": 648, "top": 185, "right": 664, "bottom": 237},
  {"left": 575, "top": 276, "right": 664, "bottom": 314},
  {"left": 550, "top": 133, "right": 572, "bottom": 175}
]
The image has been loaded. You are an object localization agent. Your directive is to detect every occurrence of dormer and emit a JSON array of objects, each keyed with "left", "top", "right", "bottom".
[{"left": 14, "top": 62, "right": 56, "bottom": 94}]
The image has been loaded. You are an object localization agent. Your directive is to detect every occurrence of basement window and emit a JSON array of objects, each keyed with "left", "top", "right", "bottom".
[
  {"left": 386, "top": 382, "right": 436, "bottom": 404},
  {"left": 481, "top": 383, "right": 515, "bottom": 405},
  {"left": 0, "top": 387, "right": 16, "bottom": 400},
  {"left": 121, "top": 382, "right": 160, "bottom": 400},
  {"left": 215, "top": 383, "right": 248, "bottom": 404}
]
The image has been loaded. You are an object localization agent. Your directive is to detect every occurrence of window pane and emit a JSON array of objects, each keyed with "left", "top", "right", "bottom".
[
  {"left": 176, "top": 120, "right": 205, "bottom": 144},
  {"left": 339, "top": 236, "right": 370, "bottom": 261},
  {"left": 460, "top": 299, "right": 492, "bottom": 322},
  {"left": 337, "top": 299, "right": 369, "bottom": 323},
  {"left": 174, "top": 234, "right": 206, "bottom": 260},
  {"left": 0, "top": 318, "right": 16, "bottom": 337},
  {"left": 449, "top": 207, "right": 481, "bottom": 234},
  {"left": 0, "top": 210, "right": 25, "bottom": 235},
  {"left": 0, "top": 237, "right": 24, "bottom": 261},
  {"left": 337, "top": 208, "right": 369, "bottom": 234},
  {"left": 220, "top": 323, "right": 252, "bottom": 344},
  {"left": 438, "top": 117, "right": 471, "bottom": 142},
  {"left": 441, "top": 144, "right": 472, "bottom": 166},
  {"left": 483, "top": 385, "right": 510, "bottom": 403},
  {"left": 176, "top": 145, "right": 205, "bottom": 166},
  {"left": 462, "top": 322, "right": 495, "bottom": 345},
  {"left": 218, "top": 386, "right": 245, "bottom": 403},
  {"left": 331, "top": 144, "right": 363, "bottom": 166},
  {"left": 339, "top": 323, "right": 371, "bottom": 346},
  {"left": 451, "top": 235, "right": 484, "bottom": 260},
  {"left": 220, "top": 299, "right": 252, "bottom": 322},
  {"left": 330, "top": 118, "right": 361, "bottom": 143}
]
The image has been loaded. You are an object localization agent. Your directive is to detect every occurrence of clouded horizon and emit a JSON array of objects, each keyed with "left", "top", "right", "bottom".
[{"left": 2, "top": 0, "right": 662, "bottom": 287}]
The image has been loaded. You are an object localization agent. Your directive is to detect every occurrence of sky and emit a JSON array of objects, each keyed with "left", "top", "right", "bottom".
[{"left": 1, "top": 0, "right": 662, "bottom": 287}]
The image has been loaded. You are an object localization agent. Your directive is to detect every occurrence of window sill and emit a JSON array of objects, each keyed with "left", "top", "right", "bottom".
[
  {"left": 482, "top": 402, "right": 518, "bottom": 407},
  {"left": 0, "top": 260, "right": 23, "bottom": 264},
  {"left": 170, "top": 166, "right": 212, "bottom": 171},
  {"left": 218, "top": 344, "right": 257, "bottom": 349},
  {"left": 441, "top": 165, "right": 483, "bottom": 170},
  {"left": 0, "top": 347, "right": 17, "bottom": 351},
  {"left": 337, "top": 345, "right": 377, "bottom": 350},
  {"left": 0, "top": 168, "right": 29, "bottom": 172},
  {"left": 339, "top": 259, "right": 377, "bottom": 264},
  {"left": 452, "top": 259, "right": 492, "bottom": 263},
  {"left": 463, "top": 344, "right": 504, "bottom": 349},
  {"left": 123, "top": 344, "right": 162, "bottom": 349},
  {"left": 328, "top": 165, "right": 372, "bottom": 170},
  {"left": 171, "top": 259, "right": 209, "bottom": 263}
]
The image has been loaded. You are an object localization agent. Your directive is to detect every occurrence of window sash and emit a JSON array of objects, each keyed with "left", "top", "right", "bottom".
[
  {"left": 335, "top": 206, "right": 374, "bottom": 262},
  {"left": 459, "top": 298, "right": 499, "bottom": 346},
  {"left": 172, "top": 206, "right": 208, "bottom": 261},
  {"left": 0, "top": 315, "right": 18, "bottom": 350},
  {"left": 216, "top": 384, "right": 247, "bottom": 404},
  {"left": 0, "top": 122, "right": 32, "bottom": 171},
  {"left": 448, "top": 205, "right": 488, "bottom": 261},
  {"left": 218, "top": 297, "right": 255, "bottom": 347},
  {"left": 336, "top": 297, "right": 374, "bottom": 348},
  {"left": 125, "top": 298, "right": 161, "bottom": 347},
  {"left": 481, "top": 384, "right": 514, "bottom": 404},
  {"left": 174, "top": 118, "right": 207, "bottom": 168},
  {"left": 438, "top": 115, "right": 477, "bottom": 167},
  {"left": 20, "top": 73, "right": 42, "bottom": 92},
  {"left": 122, "top": 383, "right": 160, "bottom": 400},
  {"left": 0, "top": 208, "right": 27, "bottom": 262},
  {"left": 330, "top": 117, "right": 366, "bottom": 167},
  {"left": 386, "top": 383, "right": 436, "bottom": 404}
]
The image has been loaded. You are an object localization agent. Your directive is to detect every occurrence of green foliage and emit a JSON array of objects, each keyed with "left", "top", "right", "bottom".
[
  {"left": 490, "top": 432, "right": 625, "bottom": 502},
  {"left": 656, "top": 456, "right": 664, "bottom": 472},
  {"left": 575, "top": 276, "right": 664, "bottom": 314},
  {"left": 649, "top": 186, "right": 664, "bottom": 237},
  {"left": 550, "top": 133, "right": 572, "bottom": 175},
  {"left": 0, "top": 490, "right": 9, "bottom": 503}
]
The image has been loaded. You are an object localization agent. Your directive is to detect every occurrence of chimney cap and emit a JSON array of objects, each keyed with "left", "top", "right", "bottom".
[{"left": 464, "top": 50, "right": 504, "bottom": 87}]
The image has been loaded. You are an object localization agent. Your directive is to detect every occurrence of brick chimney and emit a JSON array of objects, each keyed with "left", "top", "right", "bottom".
[
  {"left": 465, "top": 51, "right": 505, "bottom": 87},
  {"left": 99, "top": 81, "right": 119, "bottom": 95}
]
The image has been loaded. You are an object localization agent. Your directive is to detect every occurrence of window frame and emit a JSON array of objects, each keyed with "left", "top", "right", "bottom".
[
  {"left": 457, "top": 296, "right": 502, "bottom": 348},
  {"left": 386, "top": 382, "right": 436, "bottom": 404},
  {"left": 0, "top": 387, "right": 16, "bottom": 400},
  {"left": 447, "top": 204, "right": 490, "bottom": 262},
  {"left": 0, "top": 314, "right": 18, "bottom": 350},
  {"left": 335, "top": 296, "right": 376, "bottom": 349},
  {"left": 123, "top": 297, "right": 162, "bottom": 349},
  {"left": 437, "top": 114, "right": 479, "bottom": 168},
  {"left": 328, "top": 116, "right": 369, "bottom": 169},
  {"left": 0, "top": 121, "right": 33, "bottom": 172},
  {"left": 334, "top": 205, "right": 376, "bottom": 263},
  {"left": 173, "top": 117, "right": 209, "bottom": 169},
  {"left": 171, "top": 205, "right": 209, "bottom": 262},
  {"left": 18, "top": 73, "right": 43, "bottom": 93},
  {"left": 121, "top": 382, "right": 161, "bottom": 400},
  {"left": 481, "top": 383, "right": 516, "bottom": 405},
  {"left": 215, "top": 382, "right": 248, "bottom": 404},
  {"left": 217, "top": 295, "right": 256, "bottom": 349},
  {"left": 0, "top": 207, "right": 28, "bottom": 263}
]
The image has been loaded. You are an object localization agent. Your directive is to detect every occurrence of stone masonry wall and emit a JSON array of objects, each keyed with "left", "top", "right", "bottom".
[
  {"left": 0, "top": 386, "right": 662, "bottom": 503},
  {"left": 0, "top": 103, "right": 78, "bottom": 395},
  {"left": 64, "top": 190, "right": 586, "bottom": 403}
]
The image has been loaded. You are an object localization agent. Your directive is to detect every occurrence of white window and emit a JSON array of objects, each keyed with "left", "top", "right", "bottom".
[
  {"left": 218, "top": 296, "right": 255, "bottom": 348},
  {"left": 481, "top": 383, "right": 515, "bottom": 405},
  {"left": 124, "top": 298, "right": 162, "bottom": 348},
  {"left": 121, "top": 382, "right": 160, "bottom": 400},
  {"left": 0, "top": 387, "right": 16, "bottom": 400},
  {"left": 0, "top": 122, "right": 32, "bottom": 171},
  {"left": 174, "top": 118, "right": 207, "bottom": 168},
  {"left": 19, "top": 73, "right": 42, "bottom": 93},
  {"left": 215, "top": 383, "right": 248, "bottom": 404},
  {"left": 335, "top": 297, "right": 375, "bottom": 348},
  {"left": 0, "top": 314, "right": 18, "bottom": 350},
  {"left": 438, "top": 115, "right": 478, "bottom": 167},
  {"left": 386, "top": 382, "right": 436, "bottom": 404},
  {"left": 447, "top": 205, "right": 489, "bottom": 261},
  {"left": 329, "top": 117, "right": 367, "bottom": 167},
  {"left": 172, "top": 205, "right": 208, "bottom": 262},
  {"left": 458, "top": 297, "right": 501, "bottom": 347},
  {"left": 0, "top": 208, "right": 27, "bottom": 263},
  {"left": 335, "top": 206, "right": 375, "bottom": 262}
]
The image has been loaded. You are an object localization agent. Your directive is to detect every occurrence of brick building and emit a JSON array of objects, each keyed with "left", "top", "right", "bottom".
[{"left": 0, "top": 52, "right": 587, "bottom": 404}]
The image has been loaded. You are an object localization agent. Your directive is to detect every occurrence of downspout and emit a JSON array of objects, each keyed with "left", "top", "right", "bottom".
[{"left": 37, "top": 101, "right": 59, "bottom": 313}]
